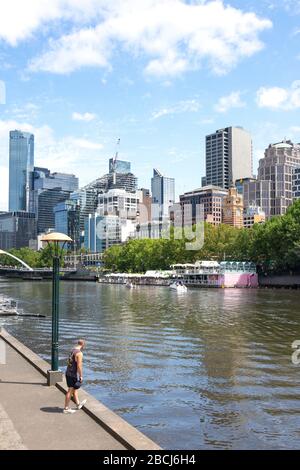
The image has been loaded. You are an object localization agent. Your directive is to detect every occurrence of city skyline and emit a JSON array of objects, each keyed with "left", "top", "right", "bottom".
[{"left": 1, "top": 1, "right": 300, "bottom": 211}]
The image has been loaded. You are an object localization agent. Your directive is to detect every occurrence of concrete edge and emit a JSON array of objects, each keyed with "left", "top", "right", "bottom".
[{"left": 0, "top": 328, "right": 162, "bottom": 451}]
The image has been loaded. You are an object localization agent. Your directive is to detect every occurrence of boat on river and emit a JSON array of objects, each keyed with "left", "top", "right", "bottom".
[
  {"left": 169, "top": 282, "right": 188, "bottom": 293},
  {"left": 126, "top": 282, "right": 136, "bottom": 289},
  {"left": 0, "top": 295, "right": 45, "bottom": 318}
]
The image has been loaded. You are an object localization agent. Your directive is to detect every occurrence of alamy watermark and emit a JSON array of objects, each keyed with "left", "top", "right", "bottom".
[
  {"left": 93, "top": 202, "right": 205, "bottom": 251},
  {"left": 0, "top": 339, "right": 6, "bottom": 365},
  {"left": 291, "top": 340, "right": 300, "bottom": 365},
  {"left": 0, "top": 80, "right": 6, "bottom": 105}
]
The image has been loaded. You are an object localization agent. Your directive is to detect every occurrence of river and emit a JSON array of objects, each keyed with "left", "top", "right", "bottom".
[{"left": 0, "top": 278, "right": 299, "bottom": 449}]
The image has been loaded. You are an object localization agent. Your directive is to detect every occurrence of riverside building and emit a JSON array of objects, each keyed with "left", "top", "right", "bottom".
[{"left": 180, "top": 185, "right": 228, "bottom": 226}]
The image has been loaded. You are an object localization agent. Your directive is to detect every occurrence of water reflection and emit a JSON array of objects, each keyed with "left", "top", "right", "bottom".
[{"left": 0, "top": 278, "right": 300, "bottom": 449}]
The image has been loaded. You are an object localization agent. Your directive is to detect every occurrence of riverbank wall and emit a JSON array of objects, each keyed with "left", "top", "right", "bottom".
[{"left": 259, "top": 274, "right": 300, "bottom": 288}]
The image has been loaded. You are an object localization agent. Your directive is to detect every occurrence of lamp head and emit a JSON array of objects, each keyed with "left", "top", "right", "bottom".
[{"left": 41, "top": 232, "right": 73, "bottom": 257}]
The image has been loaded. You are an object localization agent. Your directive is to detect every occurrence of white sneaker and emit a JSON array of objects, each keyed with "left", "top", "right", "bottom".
[
  {"left": 63, "top": 408, "right": 76, "bottom": 414},
  {"left": 77, "top": 399, "right": 87, "bottom": 410}
]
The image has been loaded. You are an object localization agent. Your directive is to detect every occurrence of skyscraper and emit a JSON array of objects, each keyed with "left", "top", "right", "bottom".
[
  {"left": 151, "top": 169, "right": 175, "bottom": 221},
  {"left": 9, "top": 130, "right": 34, "bottom": 212},
  {"left": 204, "top": 127, "right": 252, "bottom": 190}
]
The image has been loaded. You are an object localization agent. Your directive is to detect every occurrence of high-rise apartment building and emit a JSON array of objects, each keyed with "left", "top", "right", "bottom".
[
  {"left": 222, "top": 187, "right": 244, "bottom": 228},
  {"left": 9, "top": 130, "right": 34, "bottom": 212},
  {"left": 151, "top": 169, "right": 175, "bottom": 221},
  {"left": 257, "top": 140, "right": 300, "bottom": 216},
  {"left": 204, "top": 127, "right": 252, "bottom": 190}
]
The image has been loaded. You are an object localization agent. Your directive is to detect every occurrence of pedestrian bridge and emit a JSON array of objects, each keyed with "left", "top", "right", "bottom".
[{"left": 0, "top": 249, "right": 34, "bottom": 272}]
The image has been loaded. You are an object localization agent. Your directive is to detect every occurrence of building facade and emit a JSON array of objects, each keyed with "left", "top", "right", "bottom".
[
  {"left": 84, "top": 214, "right": 134, "bottom": 253},
  {"left": 97, "top": 189, "right": 139, "bottom": 221},
  {"left": 222, "top": 187, "right": 244, "bottom": 228},
  {"left": 257, "top": 140, "right": 300, "bottom": 216},
  {"left": 0, "top": 211, "right": 37, "bottom": 250},
  {"left": 180, "top": 186, "right": 228, "bottom": 226},
  {"left": 240, "top": 179, "right": 272, "bottom": 219},
  {"left": 135, "top": 220, "right": 171, "bottom": 240},
  {"left": 204, "top": 126, "right": 252, "bottom": 190},
  {"left": 137, "top": 188, "right": 152, "bottom": 224},
  {"left": 70, "top": 188, "right": 98, "bottom": 232},
  {"left": 85, "top": 158, "right": 138, "bottom": 194},
  {"left": 84, "top": 214, "right": 103, "bottom": 253},
  {"left": 243, "top": 205, "right": 266, "bottom": 229},
  {"left": 29, "top": 168, "right": 79, "bottom": 234},
  {"left": 54, "top": 199, "right": 80, "bottom": 250},
  {"left": 151, "top": 169, "right": 175, "bottom": 221},
  {"left": 32, "top": 167, "right": 78, "bottom": 192},
  {"left": 292, "top": 167, "right": 300, "bottom": 201},
  {"left": 9, "top": 130, "right": 34, "bottom": 212}
]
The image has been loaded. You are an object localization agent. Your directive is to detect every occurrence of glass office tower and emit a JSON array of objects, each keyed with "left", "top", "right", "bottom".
[
  {"left": 9, "top": 130, "right": 34, "bottom": 212},
  {"left": 151, "top": 169, "right": 175, "bottom": 220}
]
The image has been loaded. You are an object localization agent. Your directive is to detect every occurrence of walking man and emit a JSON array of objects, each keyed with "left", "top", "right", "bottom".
[{"left": 64, "top": 339, "right": 87, "bottom": 414}]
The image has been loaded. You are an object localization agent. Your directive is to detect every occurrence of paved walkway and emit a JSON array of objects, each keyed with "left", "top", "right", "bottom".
[{"left": 0, "top": 340, "right": 126, "bottom": 450}]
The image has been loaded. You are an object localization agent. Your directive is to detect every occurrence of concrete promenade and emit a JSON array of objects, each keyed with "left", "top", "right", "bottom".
[{"left": 0, "top": 328, "right": 161, "bottom": 451}]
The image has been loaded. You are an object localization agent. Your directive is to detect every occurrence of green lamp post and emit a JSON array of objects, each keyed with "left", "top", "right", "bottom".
[{"left": 41, "top": 232, "right": 72, "bottom": 386}]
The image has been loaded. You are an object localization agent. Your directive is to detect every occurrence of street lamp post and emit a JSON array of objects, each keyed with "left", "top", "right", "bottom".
[{"left": 41, "top": 232, "right": 72, "bottom": 386}]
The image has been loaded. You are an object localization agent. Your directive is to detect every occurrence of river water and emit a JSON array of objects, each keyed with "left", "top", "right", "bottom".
[{"left": 0, "top": 278, "right": 300, "bottom": 449}]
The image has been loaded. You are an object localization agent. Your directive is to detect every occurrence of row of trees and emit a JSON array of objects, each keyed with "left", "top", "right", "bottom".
[
  {"left": 103, "top": 200, "right": 300, "bottom": 274},
  {"left": 0, "top": 245, "right": 63, "bottom": 268}
]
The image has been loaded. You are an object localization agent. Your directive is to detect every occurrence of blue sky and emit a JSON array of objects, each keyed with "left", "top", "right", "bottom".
[{"left": 0, "top": 0, "right": 300, "bottom": 210}]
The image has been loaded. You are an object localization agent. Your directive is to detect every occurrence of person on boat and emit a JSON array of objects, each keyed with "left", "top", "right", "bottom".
[{"left": 64, "top": 339, "right": 87, "bottom": 414}]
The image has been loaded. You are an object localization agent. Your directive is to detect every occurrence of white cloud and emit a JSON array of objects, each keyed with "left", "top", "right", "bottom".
[
  {"left": 289, "top": 126, "right": 300, "bottom": 139},
  {"left": 200, "top": 118, "right": 214, "bottom": 124},
  {"left": 72, "top": 138, "right": 103, "bottom": 150},
  {"left": 15, "top": 0, "right": 272, "bottom": 77},
  {"left": 257, "top": 81, "right": 300, "bottom": 110},
  {"left": 151, "top": 99, "right": 201, "bottom": 120},
  {"left": 72, "top": 112, "right": 97, "bottom": 122},
  {"left": 0, "top": 0, "right": 102, "bottom": 45},
  {"left": 214, "top": 91, "right": 246, "bottom": 113}
]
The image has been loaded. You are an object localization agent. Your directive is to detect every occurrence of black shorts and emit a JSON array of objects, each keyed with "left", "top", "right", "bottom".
[{"left": 66, "top": 375, "right": 81, "bottom": 389}]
